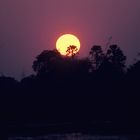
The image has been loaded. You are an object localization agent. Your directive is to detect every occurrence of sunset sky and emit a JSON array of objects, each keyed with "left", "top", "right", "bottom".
[{"left": 0, "top": 0, "right": 140, "bottom": 79}]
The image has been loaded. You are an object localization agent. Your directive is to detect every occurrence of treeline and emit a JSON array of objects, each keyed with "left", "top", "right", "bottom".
[
  {"left": 1, "top": 44, "right": 139, "bottom": 94},
  {"left": 1, "top": 44, "right": 140, "bottom": 129}
]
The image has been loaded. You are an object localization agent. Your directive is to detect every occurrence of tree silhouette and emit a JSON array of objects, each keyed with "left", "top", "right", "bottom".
[
  {"left": 106, "top": 45, "right": 126, "bottom": 73},
  {"left": 127, "top": 60, "right": 140, "bottom": 79},
  {"left": 32, "top": 48, "right": 90, "bottom": 79},
  {"left": 32, "top": 49, "right": 61, "bottom": 75},
  {"left": 126, "top": 60, "right": 140, "bottom": 94},
  {"left": 89, "top": 45, "right": 104, "bottom": 71},
  {"left": 66, "top": 45, "right": 78, "bottom": 57}
]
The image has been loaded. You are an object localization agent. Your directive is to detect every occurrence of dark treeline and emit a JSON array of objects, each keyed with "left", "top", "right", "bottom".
[{"left": 1, "top": 44, "right": 140, "bottom": 135}]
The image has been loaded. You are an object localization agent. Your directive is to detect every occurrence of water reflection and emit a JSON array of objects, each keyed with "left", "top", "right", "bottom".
[{"left": 8, "top": 133, "right": 139, "bottom": 140}]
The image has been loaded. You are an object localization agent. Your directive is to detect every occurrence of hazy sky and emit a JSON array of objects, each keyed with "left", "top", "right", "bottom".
[{"left": 0, "top": 0, "right": 140, "bottom": 79}]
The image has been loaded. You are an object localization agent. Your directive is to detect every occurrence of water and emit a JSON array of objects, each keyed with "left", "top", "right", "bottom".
[{"left": 8, "top": 133, "right": 140, "bottom": 140}]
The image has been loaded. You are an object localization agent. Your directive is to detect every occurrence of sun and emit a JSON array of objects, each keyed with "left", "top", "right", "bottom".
[{"left": 56, "top": 34, "right": 80, "bottom": 56}]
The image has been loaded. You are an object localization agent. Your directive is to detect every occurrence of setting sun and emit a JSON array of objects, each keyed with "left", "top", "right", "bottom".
[{"left": 56, "top": 34, "right": 80, "bottom": 56}]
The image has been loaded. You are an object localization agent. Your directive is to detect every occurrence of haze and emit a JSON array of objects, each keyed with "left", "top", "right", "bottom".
[{"left": 0, "top": 0, "right": 140, "bottom": 79}]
